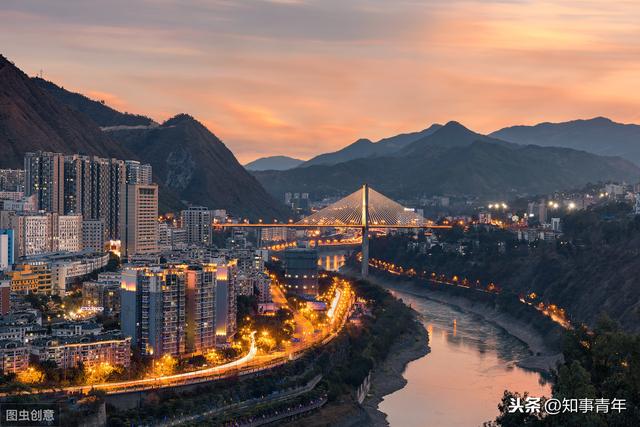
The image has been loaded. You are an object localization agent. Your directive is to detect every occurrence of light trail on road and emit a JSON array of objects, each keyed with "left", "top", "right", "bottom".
[
  {"left": 14, "top": 278, "right": 354, "bottom": 397},
  {"left": 61, "top": 331, "right": 259, "bottom": 394}
]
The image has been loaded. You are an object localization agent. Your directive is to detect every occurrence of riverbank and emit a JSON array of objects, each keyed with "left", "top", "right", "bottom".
[
  {"left": 364, "top": 273, "right": 563, "bottom": 373},
  {"left": 361, "top": 316, "right": 429, "bottom": 426}
]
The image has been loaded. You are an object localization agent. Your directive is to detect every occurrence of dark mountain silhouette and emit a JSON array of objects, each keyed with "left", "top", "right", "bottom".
[
  {"left": 1, "top": 55, "right": 287, "bottom": 218},
  {"left": 253, "top": 122, "right": 640, "bottom": 200},
  {"left": 109, "top": 114, "right": 289, "bottom": 219},
  {"left": 300, "top": 123, "right": 442, "bottom": 167},
  {"left": 491, "top": 117, "right": 640, "bottom": 166},
  {"left": 245, "top": 155, "right": 304, "bottom": 171},
  {"left": 399, "top": 121, "right": 512, "bottom": 156},
  {"left": 0, "top": 55, "right": 131, "bottom": 167},
  {"left": 32, "top": 77, "right": 155, "bottom": 127}
]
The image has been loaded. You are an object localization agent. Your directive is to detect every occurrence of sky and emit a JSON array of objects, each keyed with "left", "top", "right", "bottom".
[{"left": 1, "top": 0, "right": 639, "bottom": 163}]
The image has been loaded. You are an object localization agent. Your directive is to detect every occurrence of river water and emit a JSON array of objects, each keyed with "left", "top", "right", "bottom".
[{"left": 379, "top": 289, "right": 551, "bottom": 427}]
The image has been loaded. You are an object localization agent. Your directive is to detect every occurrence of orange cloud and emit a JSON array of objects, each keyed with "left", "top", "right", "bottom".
[{"left": 2, "top": 0, "right": 640, "bottom": 163}]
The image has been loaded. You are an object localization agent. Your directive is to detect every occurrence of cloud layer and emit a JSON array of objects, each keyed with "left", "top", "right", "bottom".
[{"left": 2, "top": 0, "right": 639, "bottom": 162}]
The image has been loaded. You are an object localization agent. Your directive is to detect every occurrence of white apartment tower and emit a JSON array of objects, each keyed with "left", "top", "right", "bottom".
[{"left": 119, "top": 184, "right": 159, "bottom": 257}]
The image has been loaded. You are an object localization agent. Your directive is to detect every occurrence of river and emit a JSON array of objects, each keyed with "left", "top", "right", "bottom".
[{"left": 379, "top": 289, "right": 551, "bottom": 427}]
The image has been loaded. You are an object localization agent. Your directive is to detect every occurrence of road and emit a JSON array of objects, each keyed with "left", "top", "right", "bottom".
[{"left": 18, "top": 279, "right": 354, "bottom": 397}]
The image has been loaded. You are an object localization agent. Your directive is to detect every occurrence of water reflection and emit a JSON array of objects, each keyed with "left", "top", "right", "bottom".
[
  {"left": 380, "top": 290, "right": 550, "bottom": 427},
  {"left": 317, "top": 252, "right": 346, "bottom": 271}
]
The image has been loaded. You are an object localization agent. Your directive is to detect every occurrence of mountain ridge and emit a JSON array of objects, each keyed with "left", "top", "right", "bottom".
[
  {"left": 0, "top": 55, "right": 288, "bottom": 218},
  {"left": 491, "top": 117, "right": 640, "bottom": 165},
  {"left": 300, "top": 123, "right": 442, "bottom": 167},
  {"left": 245, "top": 155, "right": 304, "bottom": 171},
  {"left": 253, "top": 121, "right": 640, "bottom": 200},
  {"left": 0, "top": 54, "right": 132, "bottom": 167}
]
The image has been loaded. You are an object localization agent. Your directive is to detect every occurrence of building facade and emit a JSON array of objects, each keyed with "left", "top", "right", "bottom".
[
  {"left": 121, "top": 262, "right": 237, "bottom": 356},
  {"left": 0, "top": 229, "right": 14, "bottom": 270},
  {"left": 181, "top": 207, "right": 213, "bottom": 246},
  {"left": 0, "top": 340, "right": 29, "bottom": 374},
  {"left": 283, "top": 248, "right": 319, "bottom": 296},
  {"left": 24, "top": 152, "right": 65, "bottom": 213},
  {"left": 120, "top": 184, "right": 159, "bottom": 257},
  {"left": 82, "top": 219, "right": 105, "bottom": 252},
  {"left": 31, "top": 332, "right": 131, "bottom": 369}
]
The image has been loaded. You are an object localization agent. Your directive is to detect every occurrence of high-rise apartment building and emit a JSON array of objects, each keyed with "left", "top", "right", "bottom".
[
  {"left": 215, "top": 263, "right": 237, "bottom": 345},
  {"left": 121, "top": 262, "right": 236, "bottom": 356},
  {"left": 181, "top": 206, "right": 212, "bottom": 246},
  {"left": 55, "top": 215, "right": 82, "bottom": 253},
  {"left": 64, "top": 155, "right": 127, "bottom": 239},
  {"left": 24, "top": 152, "right": 146, "bottom": 241},
  {"left": 120, "top": 266, "right": 186, "bottom": 357},
  {"left": 185, "top": 265, "right": 216, "bottom": 353},
  {"left": 24, "top": 152, "right": 65, "bottom": 213},
  {"left": 0, "top": 230, "right": 14, "bottom": 270},
  {"left": 82, "top": 219, "right": 105, "bottom": 252},
  {"left": 120, "top": 184, "right": 158, "bottom": 257},
  {"left": 125, "top": 160, "right": 153, "bottom": 185}
]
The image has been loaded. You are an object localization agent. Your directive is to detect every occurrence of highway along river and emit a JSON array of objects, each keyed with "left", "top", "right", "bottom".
[{"left": 379, "top": 288, "right": 551, "bottom": 427}]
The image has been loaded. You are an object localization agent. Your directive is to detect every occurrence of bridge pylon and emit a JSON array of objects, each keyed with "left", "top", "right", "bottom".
[{"left": 361, "top": 184, "right": 369, "bottom": 278}]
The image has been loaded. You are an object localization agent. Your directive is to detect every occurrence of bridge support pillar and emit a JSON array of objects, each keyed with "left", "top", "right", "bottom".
[
  {"left": 361, "top": 183, "right": 369, "bottom": 278},
  {"left": 361, "top": 226, "right": 369, "bottom": 277}
]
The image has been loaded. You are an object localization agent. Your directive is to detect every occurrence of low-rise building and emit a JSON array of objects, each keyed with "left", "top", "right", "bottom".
[
  {"left": 31, "top": 332, "right": 131, "bottom": 369},
  {"left": 51, "top": 322, "right": 103, "bottom": 337},
  {"left": 0, "top": 340, "right": 29, "bottom": 374},
  {"left": 0, "top": 281, "right": 9, "bottom": 315},
  {"left": 82, "top": 274, "right": 121, "bottom": 314},
  {"left": 7, "top": 263, "right": 52, "bottom": 294},
  {"left": 18, "top": 251, "right": 111, "bottom": 297}
]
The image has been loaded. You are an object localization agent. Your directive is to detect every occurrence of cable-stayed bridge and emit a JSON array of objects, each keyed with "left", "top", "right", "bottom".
[{"left": 221, "top": 184, "right": 451, "bottom": 276}]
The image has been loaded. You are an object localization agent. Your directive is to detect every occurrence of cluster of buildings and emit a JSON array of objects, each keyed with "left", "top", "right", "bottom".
[
  {"left": 0, "top": 152, "right": 158, "bottom": 376},
  {"left": 284, "top": 192, "right": 310, "bottom": 214},
  {"left": 0, "top": 310, "right": 131, "bottom": 375},
  {"left": 0, "top": 152, "right": 157, "bottom": 267},
  {"left": 121, "top": 261, "right": 237, "bottom": 356},
  {"left": 0, "top": 151, "right": 283, "bottom": 378}
]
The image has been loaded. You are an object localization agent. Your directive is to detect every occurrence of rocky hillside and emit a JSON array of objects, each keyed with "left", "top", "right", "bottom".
[
  {"left": 0, "top": 55, "right": 130, "bottom": 167},
  {"left": 110, "top": 114, "right": 289, "bottom": 219},
  {"left": 0, "top": 55, "right": 288, "bottom": 218},
  {"left": 32, "top": 77, "right": 155, "bottom": 127},
  {"left": 370, "top": 202, "right": 640, "bottom": 333}
]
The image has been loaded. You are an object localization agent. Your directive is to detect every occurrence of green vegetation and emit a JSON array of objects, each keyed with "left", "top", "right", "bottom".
[
  {"left": 492, "top": 317, "right": 640, "bottom": 426},
  {"left": 318, "top": 277, "right": 420, "bottom": 400},
  {"left": 107, "top": 354, "right": 324, "bottom": 426},
  {"left": 107, "top": 275, "right": 422, "bottom": 425},
  {"left": 370, "top": 202, "right": 640, "bottom": 333}
]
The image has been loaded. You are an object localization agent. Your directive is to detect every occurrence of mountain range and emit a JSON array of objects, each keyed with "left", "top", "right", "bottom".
[
  {"left": 0, "top": 55, "right": 288, "bottom": 219},
  {"left": 253, "top": 121, "right": 640, "bottom": 200},
  {"left": 491, "top": 117, "right": 640, "bottom": 165},
  {"left": 300, "top": 124, "right": 442, "bottom": 167},
  {"left": 3, "top": 53, "right": 639, "bottom": 212},
  {"left": 244, "top": 156, "right": 304, "bottom": 171}
]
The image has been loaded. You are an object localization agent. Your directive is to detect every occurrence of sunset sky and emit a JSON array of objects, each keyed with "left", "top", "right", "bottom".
[{"left": 1, "top": 0, "right": 639, "bottom": 163}]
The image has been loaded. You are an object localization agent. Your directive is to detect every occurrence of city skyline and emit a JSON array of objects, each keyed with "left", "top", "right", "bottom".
[{"left": 2, "top": 0, "right": 640, "bottom": 163}]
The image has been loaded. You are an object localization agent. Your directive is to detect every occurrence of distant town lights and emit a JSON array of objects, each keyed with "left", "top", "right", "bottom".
[{"left": 488, "top": 202, "right": 508, "bottom": 209}]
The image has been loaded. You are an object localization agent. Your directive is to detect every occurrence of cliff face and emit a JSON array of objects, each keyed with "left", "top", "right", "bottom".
[{"left": 0, "top": 55, "right": 130, "bottom": 168}]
